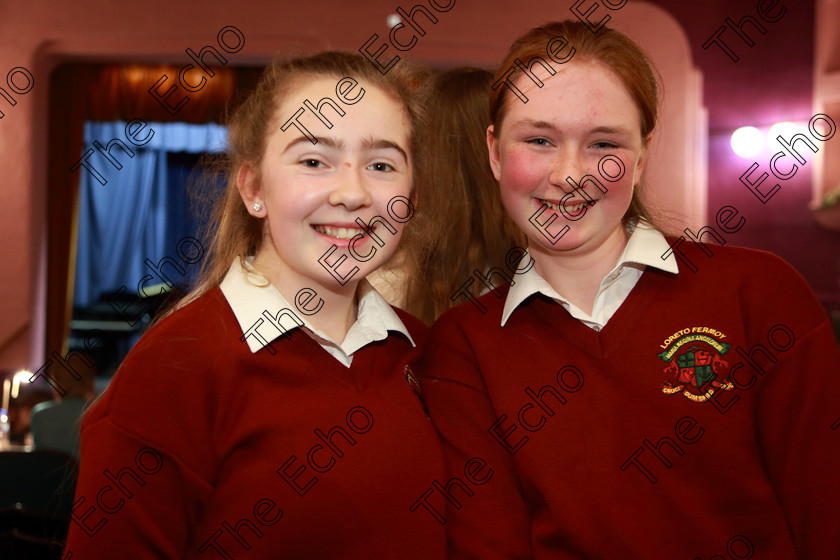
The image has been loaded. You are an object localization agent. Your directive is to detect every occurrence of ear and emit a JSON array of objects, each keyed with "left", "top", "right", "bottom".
[
  {"left": 409, "top": 184, "right": 419, "bottom": 213},
  {"left": 486, "top": 125, "right": 502, "bottom": 182},
  {"left": 632, "top": 133, "right": 653, "bottom": 186},
  {"left": 237, "top": 162, "right": 263, "bottom": 216}
]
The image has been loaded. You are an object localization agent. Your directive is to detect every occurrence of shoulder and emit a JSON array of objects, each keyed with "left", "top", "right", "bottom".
[
  {"left": 139, "top": 287, "right": 234, "bottom": 348},
  {"left": 704, "top": 242, "right": 796, "bottom": 270},
  {"left": 83, "top": 287, "right": 239, "bottom": 428},
  {"left": 116, "top": 286, "right": 250, "bottom": 375},
  {"left": 127, "top": 286, "right": 241, "bottom": 368},
  {"left": 668, "top": 238, "right": 796, "bottom": 275},
  {"left": 669, "top": 240, "right": 828, "bottom": 330},
  {"left": 439, "top": 283, "right": 510, "bottom": 328},
  {"left": 676, "top": 241, "right": 814, "bottom": 292},
  {"left": 425, "top": 287, "right": 509, "bottom": 352},
  {"left": 393, "top": 306, "right": 429, "bottom": 346}
]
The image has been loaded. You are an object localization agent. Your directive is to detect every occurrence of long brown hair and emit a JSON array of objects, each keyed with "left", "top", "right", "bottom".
[
  {"left": 400, "top": 67, "right": 524, "bottom": 324},
  {"left": 167, "top": 51, "right": 427, "bottom": 316},
  {"left": 489, "top": 20, "right": 662, "bottom": 229}
]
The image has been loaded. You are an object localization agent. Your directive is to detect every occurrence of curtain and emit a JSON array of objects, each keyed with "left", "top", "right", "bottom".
[
  {"left": 46, "top": 63, "right": 260, "bottom": 357},
  {"left": 72, "top": 121, "right": 226, "bottom": 308}
]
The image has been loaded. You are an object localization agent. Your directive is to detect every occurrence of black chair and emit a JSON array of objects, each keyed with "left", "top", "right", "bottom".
[{"left": 0, "top": 449, "right": 78, "bottom": 560}]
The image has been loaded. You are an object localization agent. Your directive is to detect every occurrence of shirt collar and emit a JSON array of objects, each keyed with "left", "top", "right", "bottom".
[
  {"left": 501, "top": 222, "right": 678, "bottom": 326},
  {"left": 219, "top": 257, "right": 414, "bottom": 355},
  {"left": 615, "top": 221, "right": 680, "bottom": 274}
]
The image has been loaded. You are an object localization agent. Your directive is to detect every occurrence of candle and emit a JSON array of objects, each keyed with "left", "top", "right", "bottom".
[{"left": 1, "top": 379, "right": 9, "bottom": 411}]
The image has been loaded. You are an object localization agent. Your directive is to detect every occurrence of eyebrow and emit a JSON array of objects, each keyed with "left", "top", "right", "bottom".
[
  {"left": 590, "top": 126, "right": 634, "bottom": 136},
  {"left": 283, "top": 135, "right": 408, "bottom": 163},
  {"left": 362, "top": 138, "right": 408, "bottom": 163},
  {"left": 514, "top": 119, "right": 634, "bottom": 136},
  {"left": 516, "top": 119, "right": 555, "bottom": 130},
  {"left": 282, "top": 136, "right": 343, "bottom": 153}
]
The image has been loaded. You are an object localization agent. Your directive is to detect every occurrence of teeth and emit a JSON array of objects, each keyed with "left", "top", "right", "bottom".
[
  {"left": 540, "top": 199, "right": 589, "bottom": 214},
  {"left": 314, "top": 225, "right": 366, "bottom": 240},
  {"left": 564, "top": 203, "right": 587, "bottom": 213}
]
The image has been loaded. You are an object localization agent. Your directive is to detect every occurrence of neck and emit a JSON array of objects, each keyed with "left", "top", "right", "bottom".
[
  {"left": 530, "top": 226, "right": 629, "bottom": 315},
  {"left": 301, "top": 282, "right": 360, "bottom": 343},
  {"left": 252, "top": 252, "right": 359, "bottom": 344}
]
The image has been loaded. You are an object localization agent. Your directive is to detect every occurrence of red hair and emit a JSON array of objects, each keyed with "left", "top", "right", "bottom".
[{"left": 490, "top": 20, "right": 662, "bottom": 228}]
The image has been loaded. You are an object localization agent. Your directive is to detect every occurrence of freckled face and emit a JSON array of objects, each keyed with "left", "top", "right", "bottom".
[
  {"left": 487, "top": 60, "right": 648, "bottom": 258},
  {"left": 243, "top": 77, "right": 413, "bottom": 294}
]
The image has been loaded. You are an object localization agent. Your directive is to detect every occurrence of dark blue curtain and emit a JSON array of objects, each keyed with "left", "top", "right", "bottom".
[{"left": 73, "top": 121, "right": 227, "bottom": 308}]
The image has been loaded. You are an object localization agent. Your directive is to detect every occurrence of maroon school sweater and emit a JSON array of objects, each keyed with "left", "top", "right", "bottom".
[
  {"left": 64, "top": 287, "right": 445, "bottom": 560},
  {"left": 415, "top": 243, "right": 840, "bottom": 559}
]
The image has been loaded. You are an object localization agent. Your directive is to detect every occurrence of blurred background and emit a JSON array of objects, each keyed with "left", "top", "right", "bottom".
[{"left": 0, "top": 0, "right": 838, "bottom": 554}]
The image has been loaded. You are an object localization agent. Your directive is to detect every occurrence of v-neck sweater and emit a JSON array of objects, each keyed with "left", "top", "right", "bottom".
[
  {"left": 416, "top": 243, "right": 840, "bottom": 559},
  {"left": 65, "top": 287, "right": 446, "bottom": 559}
]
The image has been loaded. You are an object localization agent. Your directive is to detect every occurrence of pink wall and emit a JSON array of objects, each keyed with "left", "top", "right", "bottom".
[
  {"left": 0, "top": 0, "right": 832, "bottom": 370},
  {"left": 653, "top": 0, "right": 840, "bottom": 298}
]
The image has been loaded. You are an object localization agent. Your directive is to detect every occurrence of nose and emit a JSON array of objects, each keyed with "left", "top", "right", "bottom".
[
  {"left": 547, "top": 149, "right": 586, "bottom": 193},
  {"left": 328, "top": 165, "right": 372, "bottom": 211}
]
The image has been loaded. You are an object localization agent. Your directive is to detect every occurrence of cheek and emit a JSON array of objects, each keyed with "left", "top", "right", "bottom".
[
  {"left": 393, "top": 174, "right": 413, "bottom": 200},
  {"left": 603, "top": 155, "right": 639, "bottom": 200},
  {"left": 267, "top": 176, "right": 320, "bottom": 214},
  {"left": 498, "top": 150, "right": 544, "bottom": 198},
  {"left": 610, "top": 179, "right": 636, "bottom": 213}
]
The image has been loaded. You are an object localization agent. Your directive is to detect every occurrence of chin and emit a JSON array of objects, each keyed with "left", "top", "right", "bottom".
[{"left": 528, "top": 224, "right": 594, "bottom": 252}]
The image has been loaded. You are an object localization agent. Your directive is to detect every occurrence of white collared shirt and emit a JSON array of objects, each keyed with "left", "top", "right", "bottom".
[
  {"left": 219, "top": 258, "right": 415, "bottom": 367},
  {"left": 501, "top": 223, "right": 679, "bottom": 331}
]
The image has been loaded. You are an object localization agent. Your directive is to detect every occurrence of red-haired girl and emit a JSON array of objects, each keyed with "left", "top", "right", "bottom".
[{"left": 418, "top": 20, "right": 840, "bottom": 559}]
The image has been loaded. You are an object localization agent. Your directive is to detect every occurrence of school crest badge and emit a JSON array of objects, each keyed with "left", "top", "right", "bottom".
[{"left": 657, "top": 327, "right": 734, "bottom": 402}]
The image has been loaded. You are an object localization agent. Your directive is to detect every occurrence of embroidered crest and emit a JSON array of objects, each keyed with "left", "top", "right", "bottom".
[{"left": 657, "top": 327, "right": 734, "bottom": 402}]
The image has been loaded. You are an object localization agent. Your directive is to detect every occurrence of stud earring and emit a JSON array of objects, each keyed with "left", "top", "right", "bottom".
[{"left": 253, "top": 202, "right": 263, "bottom": 212}]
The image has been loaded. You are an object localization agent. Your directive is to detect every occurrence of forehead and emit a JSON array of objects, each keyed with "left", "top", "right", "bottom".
[
  {"left": 270, "top": 75, "right": 411, "bottom": 147},
  {"left": 502, "top": 60, "right": 642, "bottom": 133}
]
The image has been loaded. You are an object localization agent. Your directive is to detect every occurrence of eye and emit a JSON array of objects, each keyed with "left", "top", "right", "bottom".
[
  {"left": 526, "top": 138, "right": 551, "bottom": 147},
  {"left": 592, "top": 141, "right": 618, "bottom": 150},
  {"left": 301, "top": 158, "right": 325, "bottom": 168},
  {"left": 367, "top": 162, "right": 394, "bottom": 172}
]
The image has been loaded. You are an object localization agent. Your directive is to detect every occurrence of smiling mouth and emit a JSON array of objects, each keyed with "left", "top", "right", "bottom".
[
  {"left": 312, "top": 224, "right": 369, "bottom": 240},
  {"left": 537, "top": 198, "right": 593, "bottom": 214}
]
